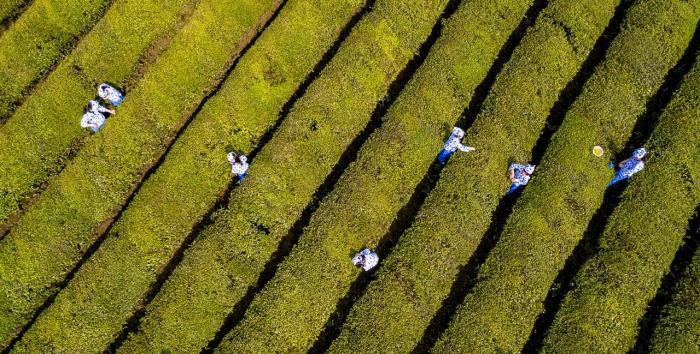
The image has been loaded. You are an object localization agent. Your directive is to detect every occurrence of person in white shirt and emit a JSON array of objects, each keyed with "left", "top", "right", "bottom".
[
  {"left": 352, "top": 248, "right": 379, "bottom": 272},
  {"left": 80, "top": 100, "right": 115, "bottom": 133},
  {"left": 507, "top": 163, "right": 535, "bottom": 195},
  {"left": 437, "top": 127, "right": 475, "bottom": 165},
  {"left": 227, "top": 152, "right": 249, "bottom": 183},
  {"left": 98, "top": 83, "right": 124, "bottom": 107}
]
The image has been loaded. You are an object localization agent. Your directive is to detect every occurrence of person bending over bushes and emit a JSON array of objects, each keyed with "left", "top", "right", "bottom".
[
  {"left": 609, "top": 147, "right": 646, "bottom": 186},
  {"left": 80, "top": 100, "right": 115, "bottom": 133},
  {"left": 437, "top": 127, "right": 475, "bottom": 165},
  {"left": 507, "top": 163, "right": 535, "bottom": 195}
]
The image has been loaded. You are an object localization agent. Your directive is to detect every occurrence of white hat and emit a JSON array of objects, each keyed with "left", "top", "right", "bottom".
[
  {"left": 633, "top": 148, "right": 647, "bottom": 159},
  {"left": 525, "top": 164, "right": 535, "bottom": 174},
  {"left": 452, "top": 127, "right": 465, "bottom": 138}
]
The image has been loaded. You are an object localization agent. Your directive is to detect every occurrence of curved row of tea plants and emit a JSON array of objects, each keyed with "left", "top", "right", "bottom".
[
  {"left": 0, "top": 0, "right": 195, "bottom": 225},
  {"left": 219, "top": 0, "right": 548, "bottom": 350},
  {"left": 14, "top": 0, "right": 366, "bottom": 351},
  {"left": 329, "top": 0, "right": 622, "bottom": 351},
  {"left": 542, "top": 51, "right": 700, "bottom": 352},
  {"left": 0, "top": 0, "right": 112, "bottom": 120},
  {"left": 117, "top": 0, "right": 451, "bottom": 352},
  {"left": 0, "top": 0, "right": 281, "bottom": 348},
  {"left": 433, "top": 0, "right": 700, "bottom": 352},
  {"left": 650, "top": 244, "right": 700, "bottom": 353}
]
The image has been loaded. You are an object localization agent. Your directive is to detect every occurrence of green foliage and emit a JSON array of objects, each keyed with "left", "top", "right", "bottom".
[
  {"left": 542, "top": 53, "right": 700, "bottom": 353},
  {"left": 0, "top": 0, "right": 280, "bottom": 348},
  {"left": 650, "top": 246, "right": 700, "bottom": 353},
  {"left": 0, "top": 0, "right": 110, "bottom": 120},
  {"left": 0, "top": 0, "right": 27, "bottom": 24},
  {"left": 119, "top": 0, "right": 450, "bottom": 352},
  {"left": 0, "top": 0, "right": 195, "bottom": 224},
  {"left": 329, "top": 0, "right": 620, "bottom": 351},
  {"left": 433, "top": 0, "right": 700, "bottom": 352},
  {"left": 220, "top": 0, "right": 562, "bottom": 351},
  {"left": 13, "top": 0, "right": 366, "bottom": 352}
]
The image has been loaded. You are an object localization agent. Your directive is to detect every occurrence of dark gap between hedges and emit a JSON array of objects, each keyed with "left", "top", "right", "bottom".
[
  {"left": 203, "top": 0, "right": 471, "bottom": 349},
  {"left": 0, "top": 0, "right": 117, "bottom": 123},
  {"left": 632, "top": 205, "right": 700, "bottom": 353},
  {"left": 310, "top": 1, "right": 553, "bottom": 352},
  {"left": 0, "top": 0, "right": 202, "bottom": 242},
  {"left": 524, "top": 21, "right": 700, "bottom": 353},
  {"left": 416, "top": 0, "right": 638, "bottom": 351},
  {"left": 0, "top": 0, "right": 35, "bottom": 36},
  {"left": 2, "top": 2, "right": 288, "bottom": 352},
  {"left": 108, "top": 0, "right": 374, "bottom": 351}
]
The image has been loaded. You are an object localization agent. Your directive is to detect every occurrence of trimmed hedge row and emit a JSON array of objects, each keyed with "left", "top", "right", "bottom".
[
  {"left": 14, "top": 0, "right": 366, "bottom": 352},
  {"left": 119, "top": 0, "right": 450, "bottom": 352},
  {"left": 219, "top": 0, "right": 551, "bottom": 349},
  {"left": 0, "top": 0, "right": 110, "bottom": 120},
  {"left": 433, "top": 0, "right": 700, "bottom": 352},
  {"left": 542, "top": 51, "right": 700, "bottom": 352},
  {"left": 0, "top": 0, "right": 194, "bottom": 224},
  {"left": 650, "top": 245, "right": 700, "bottom": 353},
  {"left": 0, "top": 0, "right": 28, "bottom": 25},
  {"left": 0, "top": 0, "right": 281, "bottom": 348},
  {"left": 329, "top": 0, "right": 621, "bottom": 351}
]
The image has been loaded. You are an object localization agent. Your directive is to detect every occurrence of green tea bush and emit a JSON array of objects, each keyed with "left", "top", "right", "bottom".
[
  {"left": 0, "top": 0, "right": 280, "bottom": 347},
  {"left": 650, "top": 246, "right": 700, "bottom": 353},
  {"left": 13, "top": 0, "right": 365, "bottom": 351},
  {"left": 433, "top": 0, "right": 700, "bottom": 352},
  {"left": 119, "top": 0, "right": 451, "bottom": 352},
  {"left": 0, "top": 0, "right": 194, "bottom": 224},
  {"left": 542, "top": 52, "right": 700, "bottom": 353},
  {"left": 330, "top": 0, "right": 620, "bottom": 351},
  {"left": 0, "top": 0, "right": 110, "bottom": 119}
]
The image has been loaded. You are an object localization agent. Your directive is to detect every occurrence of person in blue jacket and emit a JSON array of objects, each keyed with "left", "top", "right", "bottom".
[{"left": 609, "top": 148, "right": 647, "bottom": 186}]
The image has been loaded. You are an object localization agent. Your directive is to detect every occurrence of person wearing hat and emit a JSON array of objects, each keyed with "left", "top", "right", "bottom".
[
  {"left": 507, "top": 163, "right": 535, "bottom": 195},
  {"left": 437, "top": 127, "right": 476, "bottom": 165},
  {"left": 80, "top": 100, "right": 115, "bottom": 133},
  {"left": 227, "top": 152, "right": 249, "bottom": 184},
  {"left": 352, "top": 248, "right": 379, "bottom": 272},
  {"left": 98, "top": 83, "right": 124, "bottom": 107},
  {"left": 609, "top": 148, "right": 647, "bottom": 186}
]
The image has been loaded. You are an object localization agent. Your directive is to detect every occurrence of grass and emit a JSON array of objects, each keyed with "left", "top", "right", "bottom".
[
  {"left": 328, "top": 0, "right": 622, "bottom": 351},
  {"left": 650, "top": 245, "right": 700, "bottom": 353},
  {"left": 0, "top": 0, "right": 280, "bottom": 348},
  {"left": 11, "top": 0, "right": 366, "bottom": 351},
  {"left": 0, "top": 0, "right": 111, "bottom": 120},
  {"left": 542, "top": 53, "right": 700, "bottom": 352},
  {"left": 432, "top": 0, "right": 700, "bottom": 352},
  {"left": 0, "top": 0, "right": 196, "bottom": 225},
  {"left": 118, "top": 0, "right": 451, "bottom": 352}
]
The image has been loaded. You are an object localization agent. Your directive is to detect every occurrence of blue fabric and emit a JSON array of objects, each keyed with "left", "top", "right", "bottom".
[
  {"left": 111, "top": 95, "right": 124, "bottom": 107},
  {"left": 609, "top": 171, "right": 627, "bottom": 186},
  {"left": 506, "top": 183, "right": 523, "bottom": 195},
  {"left": 237, "top": 172, "right": 247, "bottom": 183},
  {"left": 437, "top": 148, "right": 453, "bottom": 165}
]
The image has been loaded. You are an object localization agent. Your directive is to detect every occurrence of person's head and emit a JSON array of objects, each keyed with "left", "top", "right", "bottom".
[
  {"left": 227, "top": 152, "right": 237, "bottom": 163},
  {"left": 83, "top": 101, "right": 96, "bottom": 114},
  {"left": 525, "top": 164, "right": 535, "bottom": 175},
  {"left": 352, "top": 254, "right": 365, "bottom": 268},
  {"left": 452, "top": 127, "right": 465, "bottom": 139},
  {"left": 633, "top": 148, "right": 647, "bottom": 160}
]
